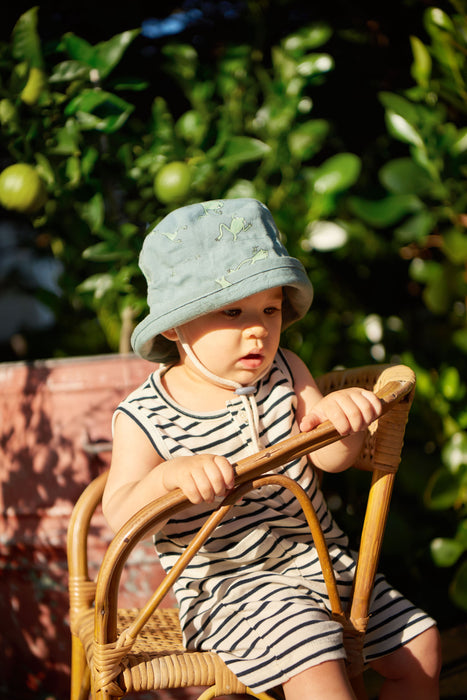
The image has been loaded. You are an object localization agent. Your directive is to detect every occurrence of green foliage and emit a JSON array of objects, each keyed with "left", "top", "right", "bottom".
[
  {"left": 1, "top": 7, "right": 148, "bottom": 353},
  {"left": 351, "top": 3, "right": 467, "bottom": 612},
  {"left": 1, "top": 3, "right": 467, "bottom": 618}
]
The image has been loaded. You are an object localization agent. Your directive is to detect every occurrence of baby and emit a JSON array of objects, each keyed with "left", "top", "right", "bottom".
[{"left": 103, "top": 198, "right": 440, "bottom": 699}]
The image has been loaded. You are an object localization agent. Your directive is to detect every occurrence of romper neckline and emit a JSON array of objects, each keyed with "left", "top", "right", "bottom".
[{"left": 152, "top": 365, "right": 253, "bottom": 420}]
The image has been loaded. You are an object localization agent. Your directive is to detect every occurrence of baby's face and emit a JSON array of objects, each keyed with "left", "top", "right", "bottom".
[{"left": 177, "top": 287, "right": 283, "bottom": 387}]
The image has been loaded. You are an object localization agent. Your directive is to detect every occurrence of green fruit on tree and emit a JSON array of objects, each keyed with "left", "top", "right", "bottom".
[
  {"left": 0, "top": 98, "right": 16, "bottom": 125},
  {"left": 0, "top": 163, "right": 48, "bottom": 214},
  {"left": 21, "top": 67, "right": 46, "bottom": 106},
  {"left": 154, "top": 161, "right": 191, "bottom": 204}
]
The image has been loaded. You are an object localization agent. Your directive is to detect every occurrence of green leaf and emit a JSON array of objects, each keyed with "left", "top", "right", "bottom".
[
  {"left": 424, "top": 7, "right": 456, "bottom": 35},
  {"left": 282, "top": 23, "right": 333, "bottom": 55},
  {"left": 385, "top": 109, "right": 424, "bottom": 147},
  {"left": 224, "top": 179, "right": 259, "bottom": 200},
  {"left": 450, "top": 128, "right": 467, "bottom": 156},
  {"left": 410, "top": 36, "right": 432, "bottom": 88},
  {"left": 419, "top": 263, "right": 451, "bottom": 314},
  {"left": 306, "top": 191, "right": 339, "bottom": 219},
  {"left": 219, "top": 137, "right": 271, "bottom": 167},
  {"left": 12, "top": 7, "right": 43, "bottom": 69},
  {"left": 379, "top": 91, "right": 420, "bottom": 126},
  {"left": 442, "top": 432, "right": 467, "bottom": 472},
  {"left": 453, "top": 328, "right": 467, "bottom": 354},
  {"left": 119, "top": 223, "right": 139, "bottom": 239},
  {"left": 450, "top": 560, "right": 467, "bottom": 612},
  {"left": 440, "top": 366, "right": 462, "bottom": 401},
  {"left": 64, "top": 90, "right": 134, "bottom": 133},
  {"left": 288, "top": 120, "right": 329, "bottom": 160},
  {"left": 48, "top": 120, "right": 81, "bottom": 155},
  {"left": 49, "top": 60, "right": 90, "bottom": 83},
  {"left": 349, "top": 194, "right": 422, "bottom": 227},
  {"left": 92, "top": 30, "right": 140, "bottom": 79},
  {"left": 111, "top": 77, "right": 149, "bottom": 92},
  {"left": 409, "top": 257, "right": 434, "bottom": 283},
  {"left": 78, "top": 192, "right": 105, "bottom": 233},
  {"left": 442, "top": 229, "right": 467, "bottom": 265},
  {"left": 65, "top": 155, "right": 81, "bottom": 187},
  {"left": 394, "top": 211, "right": 437, "bottom": 243},
  {"left": 83, "top": 242, "right": 129, "bottom": 261},
  {"left": 61, "top": 29, "right": 139, "bottom": 80},
  {"left": 379, "top": 158, "right": 433, "bottom": 195},
  {"left": 77, "top": 273, "right": 114, "bottom": 299},
  {"left": 313, "top": 153, "right": 361, "bottom": 194},
  {"left": 34, "top": 153, "right": 55, "bottom": 186},
  {"left": 162, "top": 43, "right": 198, "bottom": 82},
  {"left": 425, "top": 468, "right": 461, "bottom": 509},
  {"left": 151, "top": 96, "right": 175, "bottom": 145},
  {"left": 60, "top": 34, "right": 96, "bottom": 67},
  {"left": 81, "top": 146, "right": 99, "bottom": 178},
  {"left": 297, "top": 54, "right": 334, "bottom": 79},
  {"left": 431, "top": 537, "right": 464, "bottom": 567}
]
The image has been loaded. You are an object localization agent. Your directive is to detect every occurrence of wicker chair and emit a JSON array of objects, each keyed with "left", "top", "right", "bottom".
[{"left": 67, "top": 363, "right": 415, "bottom": 700}]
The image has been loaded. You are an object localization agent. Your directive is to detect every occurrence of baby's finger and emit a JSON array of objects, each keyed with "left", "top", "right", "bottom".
[
  {"left": 182, "top": 473, "right": 212, "bottom": 504},
  {"left": 299, "top": 412, "right": 325, "bottom": 433},
  {"left": 324, "top": 397, "right": 354, "bottom": 435},
  {"left": 213, "top": 456, "right": 235, "bottom": 490},
  {"left": 360, "top": 388, "right": 383, "bottom": 414},
  {"left": 348, "top": 389, "right": 382, "bottom": 429}
]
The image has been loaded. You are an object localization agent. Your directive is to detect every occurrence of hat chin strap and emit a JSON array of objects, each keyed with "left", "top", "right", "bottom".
[{"left": 176, "top": 328, "right": 265, "bottom": 452}]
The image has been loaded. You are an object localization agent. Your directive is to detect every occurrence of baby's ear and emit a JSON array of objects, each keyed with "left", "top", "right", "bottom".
[{"left": 161, "top": 328, "right": 178, "bottom": 341}]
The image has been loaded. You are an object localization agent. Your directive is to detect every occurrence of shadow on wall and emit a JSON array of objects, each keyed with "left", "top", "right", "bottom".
[{"left": 0, "top": 354, "right": 158, "bottom": 699}]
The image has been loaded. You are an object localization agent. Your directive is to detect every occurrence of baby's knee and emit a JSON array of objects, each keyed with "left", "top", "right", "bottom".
[
  {"left": 372, "top": 625, "right": 442, "bottom": 682},
  {"left": 403, "top": 625, "right": 442, "bottom": 680},
  {"left": 417, "top": 625, "right": 442, "bottom": 679}
]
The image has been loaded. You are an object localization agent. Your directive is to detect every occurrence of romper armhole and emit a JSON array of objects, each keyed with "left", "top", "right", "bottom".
[
  {"left": 112, "top": 405, "right": 168, "bottom": 461},
  {"left": 276, "top": 347, "right": 295, "bottom": 387}
]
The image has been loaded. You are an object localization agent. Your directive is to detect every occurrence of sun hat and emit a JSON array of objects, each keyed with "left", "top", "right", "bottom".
[{"left": 132, "top": 198, "right": 313, "bottom": 362}]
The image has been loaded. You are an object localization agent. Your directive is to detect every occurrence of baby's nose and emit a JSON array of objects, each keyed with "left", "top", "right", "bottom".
[{"left": 243, "top": 323, "right": 268, "bottom": 339}]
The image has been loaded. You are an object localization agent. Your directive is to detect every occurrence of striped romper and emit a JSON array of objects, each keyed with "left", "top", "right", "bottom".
[{"left": 116, "top": 349, "right": 436, "bottom": 693}]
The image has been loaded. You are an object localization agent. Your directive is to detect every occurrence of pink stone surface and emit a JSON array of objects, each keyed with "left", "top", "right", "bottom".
[{"left": 0, "top": 354, "right": 189, "bottom": 698}]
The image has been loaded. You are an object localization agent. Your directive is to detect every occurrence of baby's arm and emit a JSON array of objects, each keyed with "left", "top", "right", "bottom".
[
  {"left": 102, "top": 412, "right": 234, "bottom": 534},
  {"left": 284, "top": 350, "right": 382, "bottom": 473}
]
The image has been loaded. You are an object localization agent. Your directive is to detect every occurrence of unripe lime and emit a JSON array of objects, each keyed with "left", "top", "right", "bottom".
[
  {"left": 0, "top": 163, "right": 48, "bottom": 214},
  {"left": 0, "top": 99, "right": 16, "bottom": 125},
  {"left": 153, "top": 161, "right": 191, "bottom": 204},
  {"left": 21, "top": 67, "right": 47, "bottom": 106}
]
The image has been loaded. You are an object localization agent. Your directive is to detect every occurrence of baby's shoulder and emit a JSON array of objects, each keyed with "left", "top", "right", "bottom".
[{"left": 276, "top": 348, "right": 311, "bottom": 382}]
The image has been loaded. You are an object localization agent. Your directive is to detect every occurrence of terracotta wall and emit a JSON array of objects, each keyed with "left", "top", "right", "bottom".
[{"left": 0, "top": 354, "right": 179, "bottom": 699}]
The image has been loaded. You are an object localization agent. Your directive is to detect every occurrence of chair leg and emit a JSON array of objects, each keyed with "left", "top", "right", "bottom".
[
  {"left": 78, "top": 666, "right": 91, "bottom": 700},
  {"left": 70, "top": 635, "right": 91, "bottom": 700},
  {"left": 196, "top": 688, "right": 219, "bottom": 699},
  {"left": 350, "top": 673, "right": 368, "bottom": 700}
]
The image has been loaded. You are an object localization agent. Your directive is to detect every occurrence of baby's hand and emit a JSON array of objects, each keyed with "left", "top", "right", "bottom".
[
  {"left": 162, "top": 454, "right": 235, "bottom": 504},
  {"left": 299, "top": 387, "right": 382, "bottom": 435}
]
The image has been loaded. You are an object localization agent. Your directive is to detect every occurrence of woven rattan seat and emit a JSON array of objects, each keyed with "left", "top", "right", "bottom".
[{"left": 67, "top": 363, "right": 415, "bottom": 700}]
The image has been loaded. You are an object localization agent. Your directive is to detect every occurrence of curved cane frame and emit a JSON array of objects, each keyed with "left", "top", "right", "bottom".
[{"left": 68, "top": 363, "right": 415, "bottom": 700}]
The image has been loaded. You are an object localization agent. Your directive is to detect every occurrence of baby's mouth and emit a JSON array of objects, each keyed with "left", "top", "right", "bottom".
[{"left": 239, "top": 351, "right": 264, "bottom": 367}]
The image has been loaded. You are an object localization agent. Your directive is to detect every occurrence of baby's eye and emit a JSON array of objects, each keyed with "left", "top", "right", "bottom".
[
  {"left": 223, "top": 308, "right": 241, "bottom": 318},
  {"left": 264, "top": 306, "right": 280, "bottom": 315}
]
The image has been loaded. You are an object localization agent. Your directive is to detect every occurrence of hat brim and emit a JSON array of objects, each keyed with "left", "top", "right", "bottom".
[{"left": 132, "top": 258, "right": 312, "bottom": 362}]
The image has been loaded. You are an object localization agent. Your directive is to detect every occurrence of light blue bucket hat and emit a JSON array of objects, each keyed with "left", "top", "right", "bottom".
[{"left": 132, "top": 198, "right": 313, "bottom": 362}]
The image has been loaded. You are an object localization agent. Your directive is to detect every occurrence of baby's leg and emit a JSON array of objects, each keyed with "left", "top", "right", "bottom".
[
  {"left": 282, "top": 659, "right": 360, "bottom": 700},
  {"left": 369, "top": 625, "right": 441, "bottom": 699}
]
